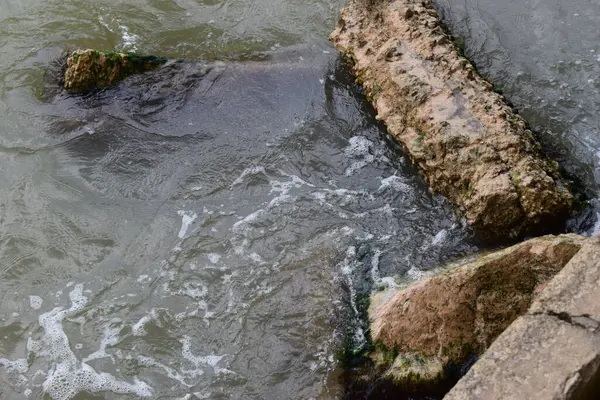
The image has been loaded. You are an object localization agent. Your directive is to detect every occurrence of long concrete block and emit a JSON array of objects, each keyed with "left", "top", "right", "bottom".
[{"left": 330, "top": 0, "right": 573, "bottom": 238}]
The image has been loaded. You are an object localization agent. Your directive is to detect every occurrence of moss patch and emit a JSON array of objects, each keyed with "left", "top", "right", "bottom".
[{"left": 64, "top": 49, "right": 168, "bottom": 91}]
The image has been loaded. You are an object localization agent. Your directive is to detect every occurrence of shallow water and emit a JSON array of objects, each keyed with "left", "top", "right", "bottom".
[{"left": 0, "top": 0, "right": 598, "bottom": 399}]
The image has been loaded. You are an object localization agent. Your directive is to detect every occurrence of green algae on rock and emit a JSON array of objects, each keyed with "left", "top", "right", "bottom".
[{"left": 63, "top": 49, "right": 168, "bottom": 91}]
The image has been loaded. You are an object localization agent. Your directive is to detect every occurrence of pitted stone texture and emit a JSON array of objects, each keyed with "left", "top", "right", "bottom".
[
  {"left": 330, "top": 0, "right": 574, "bottom": 238},
  {"left": 64, "top": 49, "right": 167, "bottom": 91},
  {"left": 445, "top": 239, "right": 600, "bottom": 400}
]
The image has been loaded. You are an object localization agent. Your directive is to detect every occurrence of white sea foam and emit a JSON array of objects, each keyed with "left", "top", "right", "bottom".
[
  {"left": 83, "top": 322, "right": 122, "bottom": 363},
  {"left": 207, "top": 253, "right": 221, "bottom": 264},
  {"left": 0, "top": 358, "right": 28, "bottom": 374},
  {"left": 231, "top": 209, "right": 266, "bottom": 235},
  {"left": 230, "top": 166, "right": 267, "bottom": 188},
  {"left": 344, "top": 136, "right": 378, "bottom": 176},
  {"left": 178, "top": 281, "right": 207, "bottom": 300},
  {"left": 268, "top": 194, "right": 295, "bottom": 208},
  {"left": 33, "top": 284, "right": 152, "bottom": 399},
  {"left": 136, "top": 355, "right": 193, "bottom": 386},
  {"left": 378, "top": 175, "right": 412, "bottom": 193},
  {"left": 338, "top": 246, "right": 366, "bottom": 347},
  {"left": 132, "top": 308, "right": 160, "bottom": 337},
  {"left": 177, "top": 210, "right": 197, "bottom": 238},
  {"left": 181, "top": 336, "right": 232, "bottom": 375},
  {"left": 270, "top": 171, "right": 314, "bottom": 195},
  {"left": 29, "top": 295, "right": 43, "bottom": 310},
  {"left": 119, "top": 25, "right": 139, "bottom": 51},
  {"left": 431, "top": 229, "right": 448, "bottom": 246}
]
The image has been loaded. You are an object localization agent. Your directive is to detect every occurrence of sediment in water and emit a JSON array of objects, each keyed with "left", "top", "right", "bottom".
[{"left": 330, "top": 0, "right": 574, "bottom": 239}]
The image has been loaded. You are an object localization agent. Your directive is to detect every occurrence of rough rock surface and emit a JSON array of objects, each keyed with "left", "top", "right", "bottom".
[
  {"left": 330, "top": 0, "right": 573, "bottom": 238},
  {"left": 64, "top": 49, "right": 167, "bottom": 91},
  {"left": 369, "top": 234, "right": 590, "bottom": 386},
  {"left": 445, "top": 238, "right": 600, "bottom": 400}
]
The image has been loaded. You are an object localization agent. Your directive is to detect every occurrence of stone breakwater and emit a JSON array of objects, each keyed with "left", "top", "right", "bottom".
[
  {"left": 330, "top": 0, "right": 573, "bottom": 238},
  {"left": 329, "top": 0, "right": 600, "bottom": 398},
  {"left": 445, "top": 237, "right": 600, "bottom": 400},
  {"left": 368, "top": 234, "right": 590, "bottom": 390}
]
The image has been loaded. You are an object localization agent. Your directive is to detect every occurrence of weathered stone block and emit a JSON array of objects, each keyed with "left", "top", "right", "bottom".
[
  {"left": 445, "top": 240, "right": 600, "bottom": 399},
  {"left": 530, "top": 239, "right": 600, "bottom": 324},
  {"left": 330, "top": 0, "right": 574, "bottom": 238},
  {"left": 444, "top": 314, "right": 600, "bottom": 400},
  {"left": 368, "top": 234, "right": 589, "bottom": 388}
]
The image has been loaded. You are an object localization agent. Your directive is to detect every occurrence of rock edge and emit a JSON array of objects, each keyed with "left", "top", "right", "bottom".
[{"left": 367, "top": 234, "right": 590, "bottom": 390}]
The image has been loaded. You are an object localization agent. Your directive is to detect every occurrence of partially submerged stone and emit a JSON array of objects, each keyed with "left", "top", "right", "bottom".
[
  {"left": 445, "top": 238, "right": 600, "bottom": 400},
  {"left": 64, "top": 49, "right": 168, "bottom": 91},
  {"left": 330, "top": 0, "right": 574, "bottom": 238},
  {"left": 368, "top": 234, "right": 590, "bottom": 389}
]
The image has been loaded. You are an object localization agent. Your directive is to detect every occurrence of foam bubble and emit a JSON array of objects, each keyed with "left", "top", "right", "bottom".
[
  {"left": 119, "top": 25, "right": 139, "bottom": 51},
  {"left": 0, "top": 358, "right": 28, "bottom": 374},
  {"left": 43, "top": 361, "right": 152, "bottom": 399},
  {"left": 29, "top": 295, "right": 43, "bottom": 310},
  {"left": 32, "top": 284, "right": 153, "bottom": 399},
  {"left": 177, "top": 210, "right": 198, "bottom": 238},
  {"left": 207, "top": 253, "right": 221, "bottom": 264}
]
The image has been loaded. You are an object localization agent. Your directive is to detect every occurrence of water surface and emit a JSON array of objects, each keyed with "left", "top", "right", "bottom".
[
  {"left": 0, "top": 1, "right": 479, "bottom": 398},
  {"left": 0, "top": 0, "right": 598, "bottom": 399}
]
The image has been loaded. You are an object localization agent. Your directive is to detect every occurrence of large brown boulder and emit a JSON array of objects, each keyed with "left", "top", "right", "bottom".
[
  {"left": 445, "top": 238, "right": 600, "bottom": 400},
  {"left": 64, "top": 49, "right": 167, "bottom": 91},
  {"left": 368, "top": 234, "right": 590, "bottom": 388},
  {"left": 330, "top": 0, "right": 574, "bottom": 238}
]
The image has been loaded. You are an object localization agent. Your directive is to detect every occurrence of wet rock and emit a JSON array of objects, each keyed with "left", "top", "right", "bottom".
[
  {"left": 330, "top": 0, "right": 574, "bottom": 238},
  {"left": 368, "top": 234, "right": 590, "bottom": 389},
  {"left": 64, "top": 49, "right": 167, "bottom": 91},
  {"left": 445, "top": 238, "right": 600, "bottom": 400}
]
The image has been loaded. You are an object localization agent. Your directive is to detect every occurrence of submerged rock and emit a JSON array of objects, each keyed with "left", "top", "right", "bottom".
[
  {"left": 64, "top": 49, "right": 168, "bottom": 91},
  {"left": 330, "top": 0, "right": 574, "bottom": 238},
  {"left": 367, "top": 234, "right": 590, "bottom": 390},
  {"left": 445, "top": 238, "right": 600, "bottom": 400}
]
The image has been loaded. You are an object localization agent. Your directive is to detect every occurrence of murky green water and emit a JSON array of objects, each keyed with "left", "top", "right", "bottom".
[{"left": 0, "top": 0, "right": 598, "bottom": 399}]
